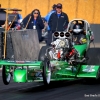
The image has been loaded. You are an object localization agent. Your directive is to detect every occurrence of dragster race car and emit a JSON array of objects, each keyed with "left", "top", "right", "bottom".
[{"left": 0, "top": 19, "right": 100, "bottom": 86}]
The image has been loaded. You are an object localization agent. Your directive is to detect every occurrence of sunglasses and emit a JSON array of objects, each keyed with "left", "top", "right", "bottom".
[
  {"left": 57, "top": 7, "right": 62, "bottom": 9},
  {"left": 34, "top": 12, "right": 39, "bottom": 14}
]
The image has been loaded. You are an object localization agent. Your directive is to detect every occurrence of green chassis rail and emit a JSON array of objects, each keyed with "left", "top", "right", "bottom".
[{"left": 0, "top": 60, "right": 100, "bottom": 83}]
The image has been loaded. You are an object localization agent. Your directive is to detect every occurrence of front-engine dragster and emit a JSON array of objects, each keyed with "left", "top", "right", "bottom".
[
  {"left": 39, "top": 19, "right": 100, "bottom": 85},
  {"left": 0, "top": 19, "right": 100, "bottom": 87}
]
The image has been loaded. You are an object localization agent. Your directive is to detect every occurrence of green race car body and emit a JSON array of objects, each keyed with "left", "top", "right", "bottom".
[{"left": 0, "top": 19, "right": 100, "bottom": 85}]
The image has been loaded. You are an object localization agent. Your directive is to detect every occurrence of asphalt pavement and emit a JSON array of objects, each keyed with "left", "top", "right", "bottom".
[
  {"left": 0, "top": 77, "right": 100, "bottom": 100},
  {"left": 0, "top": 43, "right": 100, "bottom": 100}
]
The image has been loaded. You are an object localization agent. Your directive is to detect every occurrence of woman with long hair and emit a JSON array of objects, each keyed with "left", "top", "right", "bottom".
[{"left": 22, "top": 9, "right": 44, "bottom": 42}]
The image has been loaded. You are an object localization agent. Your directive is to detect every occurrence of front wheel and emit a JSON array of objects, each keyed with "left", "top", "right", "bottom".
[
  {"left": 2, "top": 65, "right": 11, "bottom": 85},
  {"left": 42, "top": 57, "right": 51, "bottom": 85}
]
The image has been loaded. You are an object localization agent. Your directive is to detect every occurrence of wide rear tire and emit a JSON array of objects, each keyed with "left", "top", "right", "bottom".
[{"left": 38, "top": 46, "right": 50, "bottom": 61}]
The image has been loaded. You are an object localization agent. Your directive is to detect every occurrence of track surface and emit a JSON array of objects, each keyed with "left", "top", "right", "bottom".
[
  {"left": 0, "top": 77, "right": 100, "bottom": 100},
  {"left": 0, "top": 43, "right": 100, "bottom": 100}
]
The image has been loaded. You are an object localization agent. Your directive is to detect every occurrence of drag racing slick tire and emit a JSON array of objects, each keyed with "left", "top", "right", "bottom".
[{"left": 38, "top": 46, "right": 50, "bottom": 61}]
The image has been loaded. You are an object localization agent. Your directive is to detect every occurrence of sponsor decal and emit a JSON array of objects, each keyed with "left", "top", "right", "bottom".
[{"left": 82, "top": 65, "right": 95, "bottom": 72}]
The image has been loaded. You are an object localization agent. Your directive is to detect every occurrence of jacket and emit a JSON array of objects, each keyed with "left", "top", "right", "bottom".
[
  {"left": 45, "top": 10, "right": 56, "bottom": 30},
  {"left": 11, "top": 13, "right": 23, "bottom": 28},
  {"left": 48, "top": 12, "right": 69, "bottom": 32},
  {"left": 22, "top": 14, "right": 44, "bottom": 41}
]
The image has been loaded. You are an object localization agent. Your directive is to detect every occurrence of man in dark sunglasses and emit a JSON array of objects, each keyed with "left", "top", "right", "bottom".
[{"left": 47, "top": 3, "right": 69, "bottom": 46}]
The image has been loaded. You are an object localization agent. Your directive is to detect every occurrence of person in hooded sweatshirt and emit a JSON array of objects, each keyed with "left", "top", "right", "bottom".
[{"left": 22, "top": 9, "right": 44, "bottom": 42}]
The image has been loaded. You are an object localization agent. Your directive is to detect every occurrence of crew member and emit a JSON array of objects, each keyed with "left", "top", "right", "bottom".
[
  {"left": 45, "top": 4, "right": 57, "bottom": 32},
  {"left": 48, "top": 3, "right": 69, "bottom": 45},
  {"left": 10, "top": 9, "right": 23, "bottom": 29},
  {"left": 1, "top": 8, "right": 23, "bottom": 30},
  {"left": 43, "top": 4, "right": 57, "bottom": 44},
  {"left": 22, "top": 9, "right": 44, "bottom": 42}
]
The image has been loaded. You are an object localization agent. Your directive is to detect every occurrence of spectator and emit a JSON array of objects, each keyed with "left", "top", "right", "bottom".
[
  {"left": 47, "top": 3, "right": 69, "bottom": 45},
  {"left": 11, "top": 9, "right": 23, "bottom": 29},
  {"left": 22, "top": 9, "right": 44, "bottom": 42},
  {"left": 1, "top": 9, "right": 23, "bottom": 30},
  {"left": 45, "top": 4, "right": 57, "bottom": 31}
]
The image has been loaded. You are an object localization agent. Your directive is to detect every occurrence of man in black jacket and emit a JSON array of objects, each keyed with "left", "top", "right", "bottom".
[{"left": 47, "top": 3, "right": 69, "bottom": 45}]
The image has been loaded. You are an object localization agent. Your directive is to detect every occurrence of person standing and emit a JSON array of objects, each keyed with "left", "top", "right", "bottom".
[
  {"left": 1, "top": 9, "right": 23, "bottom": 30},
  {"left": 11, "top": 9, "right": 23, "bottom": 29},
  {"left": 43, "top": 4, "right": 57, "bottom": 44},
  {"left": 22, "top": 9, "right": 44, "bottom": 42},
  {"left": 48, "top": 3, "right": 69, "bottom": 45},
  {"left": 45, "top": 4, "right": 57, "bottom": 31}
]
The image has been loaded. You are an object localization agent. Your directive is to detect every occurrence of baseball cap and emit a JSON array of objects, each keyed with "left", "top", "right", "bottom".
[{"left": 56, "top": 3, "right": 62, "bottom": 9}]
